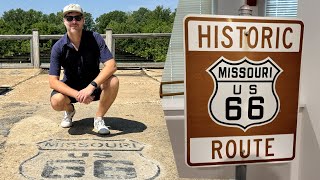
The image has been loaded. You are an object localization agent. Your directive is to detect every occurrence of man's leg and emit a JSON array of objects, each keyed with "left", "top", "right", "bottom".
[
  {"left": 50, "top": 92, "right": 75, "bottom": 128},
  {"left": 93, "top": 75, "right": 119, "bottom": 134},
  {"left": 51, "top": 92, "right": 73, "bottom": 112},
  {"left": 96, "top": 75, "right": 119, "bottom": 117}
]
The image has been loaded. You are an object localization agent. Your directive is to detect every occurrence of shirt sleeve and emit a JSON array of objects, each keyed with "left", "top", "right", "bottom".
[
  {"left": 49, "top": 44, "right": 62, "bottom": 76},
  {"left": 93, "top": 32, "right": 113, "bottom": 63}
]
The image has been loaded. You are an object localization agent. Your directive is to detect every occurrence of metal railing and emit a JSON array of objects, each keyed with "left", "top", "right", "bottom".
[{"left": 0, "top": 29, "right": 171, "bottom": 69}]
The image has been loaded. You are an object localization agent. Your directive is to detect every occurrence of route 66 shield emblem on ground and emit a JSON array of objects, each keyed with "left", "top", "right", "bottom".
[{"left": 19, "top": 139, "right": 160, "bottom": 179}]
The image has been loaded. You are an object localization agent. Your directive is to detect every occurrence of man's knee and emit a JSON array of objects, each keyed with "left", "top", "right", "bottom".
[
  {"left": 102, "top": 75, "right": 119, "bottom": 90},
  {"left": 109, "top": 75, "right": 119, "bottom": 88},
  {"left": 50, "top": 93, "right": 68, "bottom": 111}
]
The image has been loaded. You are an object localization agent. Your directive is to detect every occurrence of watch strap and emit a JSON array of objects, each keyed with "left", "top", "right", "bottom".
[{"left": 90, "top": 81, "right": 98, "bottom": 88}]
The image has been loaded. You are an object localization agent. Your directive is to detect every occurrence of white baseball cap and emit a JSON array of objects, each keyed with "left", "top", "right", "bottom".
[{"left": 63, "top": 4, "right": 83, "bottom": 16}]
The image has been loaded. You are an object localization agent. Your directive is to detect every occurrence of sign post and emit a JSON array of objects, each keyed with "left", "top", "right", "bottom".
[
  {"left": 236, "top": 5, "right": 252, "bottom": 179},
  {"left": 184, "top": 15, "right": 304, "bottom": 167}
]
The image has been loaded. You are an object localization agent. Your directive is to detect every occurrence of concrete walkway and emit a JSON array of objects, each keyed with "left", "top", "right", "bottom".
[{"left": 0, "top": 68, "right": 195, "bottom": 180}]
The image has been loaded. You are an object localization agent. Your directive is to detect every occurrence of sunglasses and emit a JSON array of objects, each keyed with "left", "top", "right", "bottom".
[{"left": 65, "top": 15, "right": 83, "bottom": 22}]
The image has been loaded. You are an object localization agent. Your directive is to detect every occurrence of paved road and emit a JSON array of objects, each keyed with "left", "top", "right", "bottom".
[{"left": 0, "top": 68, "right": 198, "bottom": 180}]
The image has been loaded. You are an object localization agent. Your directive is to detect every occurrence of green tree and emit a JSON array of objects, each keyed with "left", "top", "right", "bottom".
[
  {"left": 32, "top": 22, "right": 63, "bottom": 34},
  {"left": 1, "top": 9, "right": 62, "bottom": 58},
  {"left": 101, "top": 6, "right": 174, "bottom": 61},
  {"left": 95, "top": 10, "right": 128, "bottom": 33},
  {"left": 45, "top": 12, "right": 64, "bottom": 25},
  {"left": 0, "top": 5, "right": 175, "bottom": 62},
  {"left": 131, "top": 7, "right": 150, "bottom": 28},
  {"left": 2, "top": 9, "right": 44, "bottom": 34},
  {"left": 0, "top": 19, "right": 14, "bottom": 34},
  {"left": 83, "top": 12, "right": 95, "bottom": 31}
]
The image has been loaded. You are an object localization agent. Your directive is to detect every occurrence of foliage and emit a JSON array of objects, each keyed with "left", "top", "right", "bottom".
[
  {"left": 102, "top": 6, "right": 175, "bottom": 61},
  {"left": 0, "top": 6, "right": 175, "bottom": 62},
  {"left": 95, "top": 10, "right": 128, "bottom": 33},
  {"left": 83, "top": 12, "right": 95, "bottom": 31}
]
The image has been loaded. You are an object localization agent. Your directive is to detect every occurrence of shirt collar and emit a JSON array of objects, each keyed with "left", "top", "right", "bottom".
[
  {"left": 61, "top": 33, "right": 72, "bottom": 48},
  {"left": 61, "top": 30, "right": 85, "bottom": 48}
]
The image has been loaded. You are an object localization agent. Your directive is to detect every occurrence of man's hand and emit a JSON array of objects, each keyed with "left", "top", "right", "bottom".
[{"left": 77, "top": 85, "right": 95, "bottom": 104}]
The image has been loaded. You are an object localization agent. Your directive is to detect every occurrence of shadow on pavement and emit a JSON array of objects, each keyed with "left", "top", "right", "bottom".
[{"left": 68, "top": 117, "right": 147, "bottom": 137}]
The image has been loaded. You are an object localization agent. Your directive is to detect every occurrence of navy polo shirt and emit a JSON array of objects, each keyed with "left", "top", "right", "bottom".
[{"left": 49, "top": 30, "right": 113, "bottom": 89}]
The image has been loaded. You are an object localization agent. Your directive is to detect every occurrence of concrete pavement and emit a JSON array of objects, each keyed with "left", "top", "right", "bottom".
[{"left": 0, "top": 68, "right": 198, "bottom": 180}]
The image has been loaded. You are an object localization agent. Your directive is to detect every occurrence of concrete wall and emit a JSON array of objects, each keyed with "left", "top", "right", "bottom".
[
  {"left": 298, "top": 109, "right": 320, "bottom": 180},
  {"left": 216, "top": 0, "right": 246, "bottom": 15},
  {"left": 298, "top": 0, "right": 320, "bottom": 179},
  {"left": 298, "top": 0, "right": 320, "bottom": 147}
]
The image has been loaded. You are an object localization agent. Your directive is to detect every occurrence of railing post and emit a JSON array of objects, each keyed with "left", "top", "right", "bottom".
[
  {"left": 30, "top": 38, "right": 33, "bottom": 65},
  {"left": 32, "top": 29, "right": 40, "bottom": 68},
  {"left": 105, "top": 28, "right": 115, "bottom": 57},
  {"left": 112, "top": 37, "right": 115, "bottom": 58}
]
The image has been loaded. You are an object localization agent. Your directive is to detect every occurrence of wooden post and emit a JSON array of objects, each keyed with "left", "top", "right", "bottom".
[
  {"left": 30, "top": 39, "right": 33, "bottom": 65},
  {"left": 112, "top": 37, "right": 115, "bottom": 58},
  {"left": 105, "top": 28, "right": 114, "bottom": 57},
  {"left": 32, "top": 29, "right": 40, "bottom": 68}
]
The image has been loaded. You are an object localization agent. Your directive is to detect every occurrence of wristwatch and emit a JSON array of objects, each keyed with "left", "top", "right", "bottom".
[{"left": 90, "top": 81, "right": 98, "bottom": 89}]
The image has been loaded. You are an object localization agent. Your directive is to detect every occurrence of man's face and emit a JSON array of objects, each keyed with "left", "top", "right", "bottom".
[{"left": 63, "top": 12, "right": 84, "bottom": 33}]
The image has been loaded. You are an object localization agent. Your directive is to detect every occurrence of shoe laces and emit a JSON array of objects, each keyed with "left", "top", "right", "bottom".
[
  {"left": 63, "top": 111, "right": 74, "bottom": 120},
  {"left": 95, "top": 119, "right": 106, "bottom": 128}
]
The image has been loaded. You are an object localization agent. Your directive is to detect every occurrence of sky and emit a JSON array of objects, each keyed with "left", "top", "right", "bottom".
[{"left": 0, "top": 0, "right": 179, "bottom": 19}]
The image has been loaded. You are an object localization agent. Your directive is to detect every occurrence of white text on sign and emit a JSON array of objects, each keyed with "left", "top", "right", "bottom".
[
  {"left": 189, "top": 134, "right": 294, "bottom": 164},
  {"left": 187, "top": 21, "right": 301, "bottom": 52}
]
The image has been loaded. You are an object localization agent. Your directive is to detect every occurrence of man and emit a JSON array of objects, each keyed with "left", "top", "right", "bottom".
[{"left": 49, "top": 4, "right": 119, "bottom": 135}]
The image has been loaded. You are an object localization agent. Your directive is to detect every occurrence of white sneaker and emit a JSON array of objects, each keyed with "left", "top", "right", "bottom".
[
  {"left": 94, "top": 117, "right": 110, "bottom": 135},
  {"left": 61, "top": 105, "right": 75, "bottom": 128}
]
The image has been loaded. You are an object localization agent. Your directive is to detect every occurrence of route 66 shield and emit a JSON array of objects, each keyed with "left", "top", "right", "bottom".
[
  {"left": 19, "top": 139, "right": 160, "bottom": 179},
  {"left": 206, "top": 57, "right": 282, "bottom": 131}
]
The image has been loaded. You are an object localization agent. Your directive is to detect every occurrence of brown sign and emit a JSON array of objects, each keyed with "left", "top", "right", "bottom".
[{"left": 185, "top": 15, "right": 304, "bottom": 166}]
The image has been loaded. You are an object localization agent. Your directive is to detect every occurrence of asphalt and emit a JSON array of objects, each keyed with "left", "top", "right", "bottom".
[{"left": 0, "top": 68, "right": 199, "bottom": 180}]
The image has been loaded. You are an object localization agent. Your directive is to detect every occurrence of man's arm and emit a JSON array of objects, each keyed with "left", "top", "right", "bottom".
[
  {"left": 92, "top": 58, "right": 117, "bottom": 87},
  {"left": 92, "top": 31, "right": 116, "bottom": 85}
]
